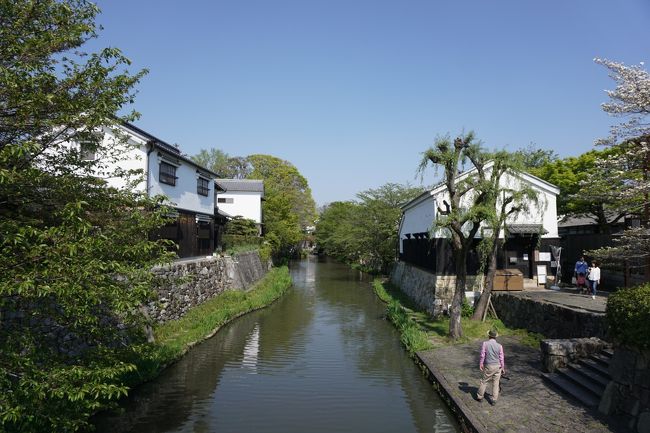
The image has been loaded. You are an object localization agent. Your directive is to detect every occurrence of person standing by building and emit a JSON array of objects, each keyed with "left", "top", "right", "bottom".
[
  {"left": 588, "top": 261, "right": 601, "bottom": 299},
  {"left": 476, "top": 330, "right": 506, "bottom": 405},
  {"left": 574, "top": 256, "right": 589, "bottom": 291}
]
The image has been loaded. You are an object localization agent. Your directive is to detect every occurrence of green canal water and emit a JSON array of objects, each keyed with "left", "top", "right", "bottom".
[{"left": 94, "top": 257, "right": 459, "bottom": 433}]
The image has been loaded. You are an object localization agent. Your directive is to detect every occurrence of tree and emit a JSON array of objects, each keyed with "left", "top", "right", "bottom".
[
  {"left": 471, "top": 152, "right": 539, "bottom": 320},
  {"left": 532, "top": 147, "right": 634, "bottom": 233},
  {"left": 246, "top": 154, "right": 317, "bottom": 257},
  {"left": 191, "top": 148, "right": 251, "bottom": 179},
  {"left": 225, "top": 215, "right": 259, "bottom": 236},
  {"left": 514, "top": 144, "right": 558, "bottom": 169},
  {"left": 316, "top": 183, "right": 424, "bottom": 273},
  {"left": 316, "top": 201, "right": 362, "bottom": 262},
  {"left": 418, "top": 132, "right": 495, "bottom": 339},
  {"left": 354, "top": 183, "right": 424, "bottom": 273},
  {"left": 0, "top": 1, "right": 171, "bottom": 431},
  {"left": 587, "top": 59, "right": 650, "bottom": 272}
]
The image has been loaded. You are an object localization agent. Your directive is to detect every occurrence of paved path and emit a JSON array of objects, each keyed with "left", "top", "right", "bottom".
[
  {"left": 417, "top": 336, "right": 628, "bottom": 433},
  {"left": 503, "top": 288, "right": 607, "bottom": 314}
]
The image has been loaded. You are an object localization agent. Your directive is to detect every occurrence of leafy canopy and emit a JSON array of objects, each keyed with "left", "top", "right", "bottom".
[
  {"left": 316, "top": 183, "right": 424, "bottom": 274},
  {"left": 0, "top": 1, "right": 172, "bottom": 431}
]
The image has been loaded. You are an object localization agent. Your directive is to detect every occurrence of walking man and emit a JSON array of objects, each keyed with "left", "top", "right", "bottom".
[{"left": 476, "top": 329, "right": 506, "bottom": 405}]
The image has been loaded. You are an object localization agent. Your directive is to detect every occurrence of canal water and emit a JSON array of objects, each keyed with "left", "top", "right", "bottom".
[{"left": 94, "top": 257, "right": 459, "bottom": 433}]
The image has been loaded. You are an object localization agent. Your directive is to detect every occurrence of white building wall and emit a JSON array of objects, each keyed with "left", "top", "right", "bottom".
[
  {"left": 398, "top": 195, "right": 436, "bottom": 253},
  {"left": 217, "top": 191, "right": 262, "bottom": 223},
  {"left": 100, "top": 127, "right": 148, "bottom": 193},
  {"left": 400, "top": 169, "right": 559, "bottom": 245},
  {"left": 148, "top": 155, "right": 214, "bottom": 216}
]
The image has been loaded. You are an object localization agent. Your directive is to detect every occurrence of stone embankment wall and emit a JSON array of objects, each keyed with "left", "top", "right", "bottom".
[
  {"left": 148, "top": 251, "right": 268, "bottom": 323},
  {"left": 599, "top": 346, "right": 650, "bottom": 433},
  {"left": 540, "top": 338, "right": 610, "bottom": 373},
  {"left": 390, "top": 261, "right": 482, "bottom": 317},
  {"left": 491, "top": 293, "right": 607, "bottom": 339}
]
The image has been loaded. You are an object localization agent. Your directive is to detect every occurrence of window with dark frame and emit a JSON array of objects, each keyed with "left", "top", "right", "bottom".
[
  {"left": 197, "top": 177, "right": 210, "bottom": 196},
  {"left": 79, "top": 141, "right": 96, "bottom": 161},
  {"left": 159, "top": 161, "right": 177, "bottom": 186},
  {"left": 217, "top": 197, "right": 234, "bottom": 204}
]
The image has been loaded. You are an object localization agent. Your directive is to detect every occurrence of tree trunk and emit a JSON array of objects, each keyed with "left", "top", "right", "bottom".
[
  {"left": 449, "top": 247, "right": 466, "bottom": 339},
  {"left": 472, "top": 238, "right": 499, "bottom": 321}
]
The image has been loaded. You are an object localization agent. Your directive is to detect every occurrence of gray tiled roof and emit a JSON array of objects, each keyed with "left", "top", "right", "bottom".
[
  {"left": 215, "top": 179, "right": 264, "bottom": 194},
  {"left": 507, "top": 224, "right": 548, "bottom": 234}
]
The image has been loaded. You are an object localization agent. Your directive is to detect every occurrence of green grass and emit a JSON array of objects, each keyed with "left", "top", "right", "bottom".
[
  {"left": 129, "top": 266, "right": 292, "bottom": 383},
  {"left": 373, "top": 278, "right": 543, "bottom": 353}
]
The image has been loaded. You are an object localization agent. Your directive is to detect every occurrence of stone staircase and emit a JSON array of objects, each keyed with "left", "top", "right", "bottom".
[{"left": 541, "top": 348, "right": 613, "bottom": 408}]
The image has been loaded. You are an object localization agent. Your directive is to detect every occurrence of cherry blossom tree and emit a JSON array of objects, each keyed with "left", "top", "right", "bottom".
[{"left": 589, "top": 59, "right": 650, "bottom": 276}]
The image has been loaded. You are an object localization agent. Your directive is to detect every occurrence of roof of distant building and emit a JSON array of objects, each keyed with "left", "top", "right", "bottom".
[{"left": 215, "top": 179, "right": 264, "bottom": 195}]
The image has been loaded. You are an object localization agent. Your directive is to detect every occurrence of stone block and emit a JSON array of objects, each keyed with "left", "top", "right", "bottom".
[
  {"left": 638, "top": 411, "right": 650, "bottom": 433},
  {"left": 611, "top": 348, "right": 638, "bottom": 385}
]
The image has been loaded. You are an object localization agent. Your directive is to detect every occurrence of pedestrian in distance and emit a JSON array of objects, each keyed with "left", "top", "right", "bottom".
[
  {"left": 476, "top": 329, "right": 506, "bottom": 406},
  {"left": 574, "top": 256, "right": 589, "bottom": 292},
  {"left": 588, "top": 261, "right": 601, "bottom": 299}
]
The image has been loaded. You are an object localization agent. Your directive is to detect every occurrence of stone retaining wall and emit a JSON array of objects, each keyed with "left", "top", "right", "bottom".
[
  {"left": 390, "top": 261, "right": 482, "bottom": 317},
  {"left": 492, "top": 293, "right": 607, "bottom": 339},
  {"left": 148, "top": 251, "right": 268, "bottom": 323},
  {"left": 599, "top": 346, "right": 650, "bottom": 433},
  {"left": 540, "top": 338, "right": 610, "bottom": 373}
]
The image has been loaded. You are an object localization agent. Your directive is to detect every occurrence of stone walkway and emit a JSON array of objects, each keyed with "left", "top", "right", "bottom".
[
  {"left": 504, "top": 288, "right": 607, "bottom": 314},
  {"left": 417, "top": 336, "right": 629, "bottom": 433}
]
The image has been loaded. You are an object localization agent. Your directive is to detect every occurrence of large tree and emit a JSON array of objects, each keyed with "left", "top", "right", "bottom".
[
  {"left": 532, "top": 146, "right": 634, "bottom": 233},
  {"left": 471, "top": 152, "right": 539, "bottom": 320},
  {"left": 588, "top": 59, "right": 650, "bottom": 271},
  {"left": 191, "top": 148, "right": 252, "bottom": 179},
  {"left": 418, "top": 132, "right": 495, "bottom": 339},
  {"left": 316, "top": 183, "right": 424, "bottom": 273},
  {"left": 0, "top": 2, "right": 171, "bottom": 431},
  {"left": 247, "top": 154, "right": 317, "bottom": 257}
]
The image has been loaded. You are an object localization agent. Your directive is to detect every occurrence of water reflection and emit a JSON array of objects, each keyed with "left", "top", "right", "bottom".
[{"left": 93, "top": 257, "right": 458, "bottom": 433}]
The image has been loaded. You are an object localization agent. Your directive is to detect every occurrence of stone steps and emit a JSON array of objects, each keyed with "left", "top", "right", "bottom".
[
  {"left": 542, "top": 350, "right": 612, "bottom": 408},
  {"left": 542, "top": 372, "right": 602, "bottom": 407}
]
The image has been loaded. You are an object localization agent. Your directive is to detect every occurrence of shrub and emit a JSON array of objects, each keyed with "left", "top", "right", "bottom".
[
  {"left": 606, "top": 283, "right": 650, "bottom": 349},
  {"left": 461, "top": 298, "right": 474, "bottom": 318}
]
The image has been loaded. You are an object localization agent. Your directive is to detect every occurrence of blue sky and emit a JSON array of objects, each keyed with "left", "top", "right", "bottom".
[{"left": 92, "top": 0, "right": 649, "bottom": 205}]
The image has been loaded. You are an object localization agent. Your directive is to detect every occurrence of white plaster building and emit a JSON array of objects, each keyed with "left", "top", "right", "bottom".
[
  {"left": 214, "top": 179, "right": 264, "bottom": 234},
  {"left": 397, "top": 162, "right": 560, "bottom": 280},
  {"left": 79, "top": 122, "right": 218, "bottom": 258}
]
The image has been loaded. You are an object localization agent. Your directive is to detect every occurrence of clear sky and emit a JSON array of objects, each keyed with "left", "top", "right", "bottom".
[{"left": 91, "top": 0, "right": 649, "bottom": 205}]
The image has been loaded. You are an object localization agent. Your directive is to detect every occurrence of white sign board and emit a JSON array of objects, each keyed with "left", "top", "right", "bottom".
[
  {"left": 537, "top": 265, "right": 547, "bottom": 284},
  {"left": 539, "top": 252, "right": 552, "bottom": 262}
]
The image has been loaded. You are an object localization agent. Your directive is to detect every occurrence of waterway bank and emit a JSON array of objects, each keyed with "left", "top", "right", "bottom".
[
  {"left": 372, "top": 278, "right": 626, "bottom": 432},
  {"left": 93, "top": 257, "right": 459, "bottom": 433},
  {"left": 125, "top": 266, "right": 292, "bottom": 387}
]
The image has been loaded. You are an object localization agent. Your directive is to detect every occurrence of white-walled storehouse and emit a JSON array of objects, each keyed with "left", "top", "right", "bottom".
[
  {"left": 215, "top": 179, "right": 264, "bottom": 234},
  {"left": 81, "top": 122, "right": 218, "bottom": 258},
  {"left": 397, "top": 162, "right": 560, "bottom": 280}
]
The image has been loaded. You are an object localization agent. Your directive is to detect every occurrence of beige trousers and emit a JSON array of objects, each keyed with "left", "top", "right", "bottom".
[{"left": 477, "top": 364, "right": 502, "bottom": 401}]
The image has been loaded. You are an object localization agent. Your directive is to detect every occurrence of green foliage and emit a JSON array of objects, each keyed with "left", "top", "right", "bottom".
[
  {"left": 373, "top": 281, "right": 431, "bottom": 354},
  {"left": 606, "top": 284, "right": 650, "bottom": 349},
  {"left": 373, "top": 279, "right": 543, "bottom": 349},
  {"left": 316, "top": 183, "right": 424, "bottom": 274},
  {"left": 514, "top": 144, "right": 559, "bottom": 169},
  {"left": 247, "top": 154, "right": 317, "bottom": 258},
  {"left": 461, "top": 298, "right": 474, "bottom": 318},
  {"left": 531, "top": 145, "right": 634, "bottom": 232},
  {"left": 191, "top": 149, "right": 251, "bottom": 179},
  {"left": 0, "top": 2, "right": 173, "bottom": 431},
  {"left": 225, "top": 216, "right": 259, "bottom": 236}
]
